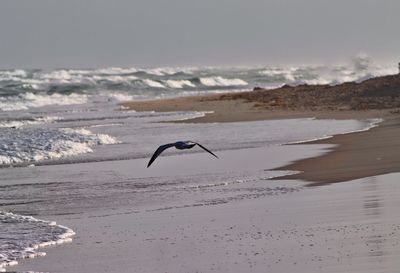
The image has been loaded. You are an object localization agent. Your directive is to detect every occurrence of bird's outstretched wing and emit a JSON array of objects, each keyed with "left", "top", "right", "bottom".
[
  {"left": 195, "top": 142, "right": 219, "bottom": 158},
  {"left": 147, "top": 143, "right": 175, "bottom": 167}
]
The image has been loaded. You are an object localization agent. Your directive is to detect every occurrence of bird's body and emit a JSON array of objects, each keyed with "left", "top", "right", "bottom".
[
  {"left": 174, "top": 141, "right": 196, "bottom": 150},
  {"left": 147, "top": 141, "right": 218, "bottom": 167}
]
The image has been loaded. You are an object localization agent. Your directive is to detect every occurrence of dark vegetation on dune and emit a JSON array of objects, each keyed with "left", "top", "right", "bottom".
[{"left": 217, "top": 74, "right": 400, "bottom": 111}]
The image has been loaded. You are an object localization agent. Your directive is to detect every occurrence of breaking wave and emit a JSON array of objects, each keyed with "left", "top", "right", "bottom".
[
  {"left": 0, "top": 56, "right": 397, "bottom": 111},
  {"left": 0, "top": 93, "right": 88, "bottom": 111},
  {"left": 0, "top": 127, "right": 119, "bottom": 166},
  {"left": 138, "top": 67, "right": 194, "bottom": 76},
  {"left": 165, "top": 79, "right": 196, "bottom": 89},
  {"left": 142, "top": 79, "right": 165, "bottom": 88},
  {"left": 0, "top": 211, "right": 75, "bottom": 272},
  {"left": 199, "top": 76, "right": 248, "bottom": 87}
]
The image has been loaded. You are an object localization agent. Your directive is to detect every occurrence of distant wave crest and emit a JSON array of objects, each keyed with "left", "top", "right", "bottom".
[
  {"left": 0, "top": 58, "right": 397, "bottom": 111},
  {"left": 199, "top": 76, "right": 248, "bottom": 87},
  {"left": 165, "top": 80, "right": 195, "bottom": 89},
  {"left": 142, "top": 79, "right": 165, "bottom": 88},
  {"left": 0, "top": 93, "right": 88, "bottom": 111}
]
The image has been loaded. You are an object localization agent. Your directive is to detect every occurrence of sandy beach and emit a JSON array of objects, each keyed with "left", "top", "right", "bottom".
[
  {"left": 2, "top": 2, "right": 400, "bottom": 272},
  {"left": 11, "top": 153, "right": 400, "bottom": 273},
  {"left": 121, "top": 80, "right": 400, "bottom": 184},
  {"left": 5, "top": 73, "right": 400, "bottom": 273}
]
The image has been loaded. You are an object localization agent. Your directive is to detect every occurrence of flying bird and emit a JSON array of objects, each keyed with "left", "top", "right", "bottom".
[{"left": 147, "top": 141, "right": 218, "bottom": 167}]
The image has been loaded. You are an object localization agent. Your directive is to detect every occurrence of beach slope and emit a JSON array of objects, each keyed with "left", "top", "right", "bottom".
[{"left": 122, "top": 74, "right": 400, "bottom": 183}]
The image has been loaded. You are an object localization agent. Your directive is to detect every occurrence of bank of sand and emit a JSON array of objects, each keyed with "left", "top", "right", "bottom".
[{"left": 122, "top": 94, "right": 400, "bottom": 184}]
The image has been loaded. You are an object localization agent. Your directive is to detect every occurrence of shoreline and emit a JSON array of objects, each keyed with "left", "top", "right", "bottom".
[
  {"left": 121, "top": 87, "right": 400, "bottom": 184},
  {"left": 13, "top": 172, "right": 400, "bottom": 273},
  {"left": 8, "top": 74, "right": 400, "bottom": 273},
  {"left": 274, "top": 115, "right": 400, "bottom": 184}
]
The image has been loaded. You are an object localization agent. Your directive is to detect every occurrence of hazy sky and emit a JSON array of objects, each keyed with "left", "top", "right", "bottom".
[{"left": 0, "top": 0, "right": 399, "bottom": 68}]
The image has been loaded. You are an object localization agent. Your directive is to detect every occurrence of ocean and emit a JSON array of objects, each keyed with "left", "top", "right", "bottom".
[{"left": 0, "top": 59, "right": 393, "bottom": 271}]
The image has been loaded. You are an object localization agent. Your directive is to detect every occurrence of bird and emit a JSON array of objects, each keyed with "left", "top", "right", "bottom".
[{"left": 147, "top": 141, "right": 218, "bottom": 167}]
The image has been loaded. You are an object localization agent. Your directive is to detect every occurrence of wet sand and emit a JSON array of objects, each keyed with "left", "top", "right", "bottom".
[
  {"left": 276, "top": 116, "right": 400, "bottom": 183},
  {"left": 12, "top": 159, "right": 400, "bottom": 272},
  {"left": 122, "top": 96, "right": 400, "bottom": 184},
  {"left": 6, "top": 113, "right": 400, "bottom": 272},
  {"left": 10, "top": 145, "right": 330, "bottom": 273}
]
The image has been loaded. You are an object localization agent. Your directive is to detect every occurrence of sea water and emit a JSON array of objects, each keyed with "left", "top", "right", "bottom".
[{"left": 0, "top": 59, "right": 389, "bottom": 271}]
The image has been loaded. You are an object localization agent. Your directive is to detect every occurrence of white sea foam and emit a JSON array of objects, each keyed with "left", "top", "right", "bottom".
[
  {"left": 60, "top": 128, "right": 120, "bottom": 145},
  {"left": 142, "top": 79, "right": 166, "bottom": 88},
  {"left": 35, "top": 69, "right": 138, "bottom": 86},
  {"left": 170, "top": 111, "right": 214, "bottom": 121},
  {"left": 0, "top": 211, "right": 75, "bottom": 272},
  {"left": 142, "top": 67, "right": 194, "bottom": 76},
  {"left": 92, "top": 75, "right": 138, "bottom": 83},
  {"left": 36, "top": 71, "right": 95, "bottom": 86},
  {"left": 178, "top": 88, "right": 248, "bottom": 97},
  {"left": 0, "top": 127, "right": 119, "bottom": 165},
  {"left": 0, "top": 93, "right": 88, "bottom": 111},
  {"left": 0, "top": 69, "right": 28, "bottom": 80},
  {"left": 256, "top": 59, "right": 398, "bottom": 88},
  {"left": 105, "top": 92, "right": 135, "bottom": 102},
  {"left": 39, "top": 69, "right": 73, "bottom": 81},
  {"left": 199, "top": 76, "right": 248, "bottom": 87},
  {"left": 0, "top": 59, "right": 397, "bottom": 115},
  {"left": 259, "top": 68, "right": 297, "bottom": 81},
  {"left": 142, "top": 68, "right": 166, "bottom": 76},
  {"left": 165, "top": 80, "right": 195, "bottom": 89},
  {"left": 0, "top": 116, "right": 61, "bottom": 128}
]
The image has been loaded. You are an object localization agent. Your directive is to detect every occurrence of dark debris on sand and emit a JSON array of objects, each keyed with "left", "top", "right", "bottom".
[{"left": 217, "top": 74, "right": 400, "bottom": 111}]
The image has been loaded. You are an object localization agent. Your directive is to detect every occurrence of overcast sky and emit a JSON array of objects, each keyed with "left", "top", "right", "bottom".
[{"left": 0, "top": 0, "right": 399, "bottom": 68}]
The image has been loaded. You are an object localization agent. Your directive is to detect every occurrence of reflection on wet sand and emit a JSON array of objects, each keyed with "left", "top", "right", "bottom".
[
  {"left": 363, "top": 177, "right": 385, "bottom": 262},
  {"left": 9, "top": 167, "right": 400, "bottom": 273}
]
